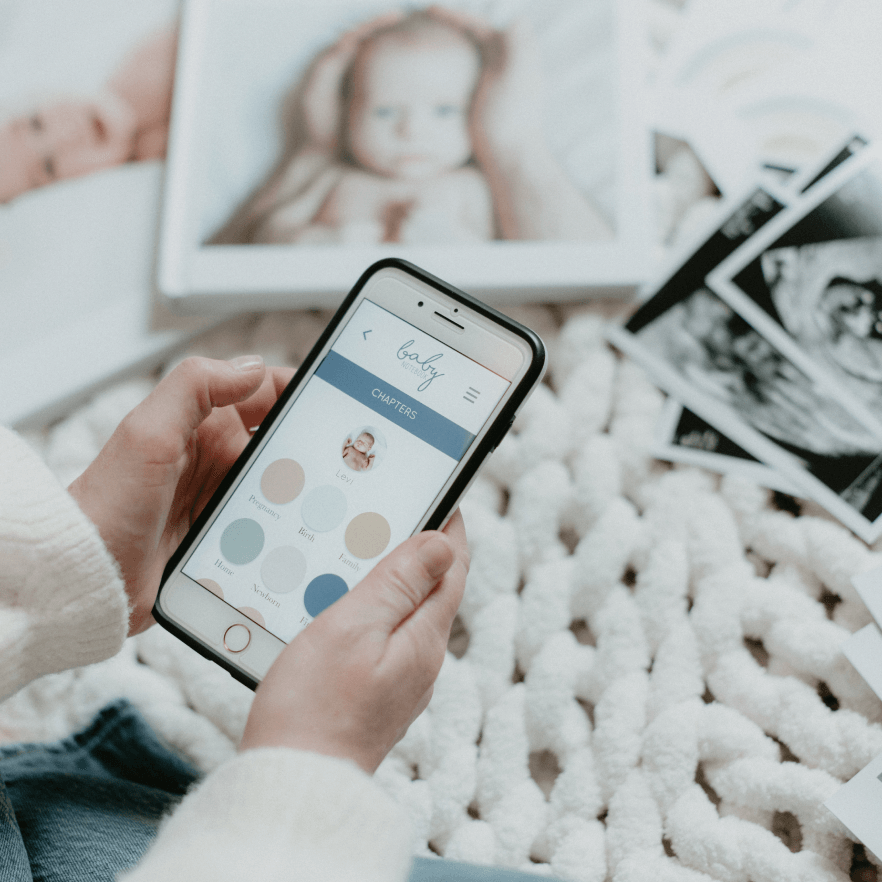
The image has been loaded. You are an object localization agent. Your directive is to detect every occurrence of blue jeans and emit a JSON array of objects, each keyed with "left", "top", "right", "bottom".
[{"left": 0, "top": 700, "right": 558, "bottom": 881}]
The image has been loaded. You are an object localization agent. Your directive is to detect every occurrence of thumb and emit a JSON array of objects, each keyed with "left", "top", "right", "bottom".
[
  {"left": 131, "top": 355, "right": 265, "bottom": 454},
  {"left": 348, "top": 532, "right": 455, "bottom": 635}
]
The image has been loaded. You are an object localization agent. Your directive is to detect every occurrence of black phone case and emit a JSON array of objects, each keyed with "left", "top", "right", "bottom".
[{"left": 153, "top": 258, "right": 546, "bottom": 690}]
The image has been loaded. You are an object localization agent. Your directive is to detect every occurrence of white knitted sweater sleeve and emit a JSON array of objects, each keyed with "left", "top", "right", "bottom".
[
  {"left": 0, "top": 425, "right": 129, "bottom": 699},
  {"left": 0, "top": 425, "right": 413, "bottom": 882},
  {"left": 121, "top": 748, "right": 413, "bottom": 882}
]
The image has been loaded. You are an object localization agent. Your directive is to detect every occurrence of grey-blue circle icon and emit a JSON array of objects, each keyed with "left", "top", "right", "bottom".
[
  {"left": 303, "top": 574, "right": 349, "bottom": 617},
  {"left": 219, "top": 518, "right": 265, "bottom": 565}
]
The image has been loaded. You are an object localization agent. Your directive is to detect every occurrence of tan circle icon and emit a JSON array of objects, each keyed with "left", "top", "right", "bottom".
[
  {"left": 345, "top": 512, "right": 392, "bottom": 559},
  {"left": 238, "top": 606, "right": 266, "bottom": 628},
  {"left": 197, "top": 578, "right": 224, "bottom": 599},
  {"left": 260, "top": 458, "right": 305, "bottom": 504}
]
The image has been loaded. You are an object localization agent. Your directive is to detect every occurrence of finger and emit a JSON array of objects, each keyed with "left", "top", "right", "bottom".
[
  {"left": 400, "top": 521, "right": 468, "bottom": 645},
  {"left": 338, "top": 10, "right": 404, "bottom": 48},
  {"left": 85, "top": 93, "right": 137, "bottom": 162},
  {"left": 442, "top": 508, "right": 468, "bottom": 561},
  {"left": 386, "top": 510, "right": 468, "bottom": 646},
  {"left": 188, "top": 366, "right": 290, "bottom": 522},
  {"left": 234, "top": 365, "right": 295, "bottom": 431},
  {"left": 128, "top": 356, "right": 266, "bottom": 463},
  {"left": 426, "top": 6, "right": 495, "bottom": 42},
  {"left": 187, "top": 419, "right": 253, "bottom": 521},
  {"left": 347, "top": 532, "right": 455, "bottom": 635},
  {"left": 195, "top": 402, "right": 254, "bottom": 473},
  {"left": 411, "top": 684, "right": 434, "bottom": 723}
]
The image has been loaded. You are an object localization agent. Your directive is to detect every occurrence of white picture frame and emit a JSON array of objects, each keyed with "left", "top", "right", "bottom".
[
  {"left": 0, "top": 0, "right": 209, "bottom": 430},
  {"left": 157, "top": 0, "right": 653, "bottom": 312}
]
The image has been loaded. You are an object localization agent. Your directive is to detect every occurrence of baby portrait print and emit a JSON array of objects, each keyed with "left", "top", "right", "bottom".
[
  {"left": 218, "top": 10, "right": 498, "bottom": 246},
  {"left": 159, "top": 0, "right": 649, "bottom": 306},
  {"left": 191, "top": 0, "right": 621, "bottom": 248}
]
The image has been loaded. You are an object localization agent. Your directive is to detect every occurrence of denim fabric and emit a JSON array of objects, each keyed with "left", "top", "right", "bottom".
[
  {"left": 0, "top": 700, "right": 566, "bottom": 881},
  {"left": 0, "top": 699, "right": 199, "bottom": 882},
  {"left": 411, "top": 857, "right": 562, "bottom": 880}
]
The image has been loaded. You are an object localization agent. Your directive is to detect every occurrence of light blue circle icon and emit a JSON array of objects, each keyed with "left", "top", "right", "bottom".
[{"left": 301, "top": 485, "right": 347, "bottom": 533}]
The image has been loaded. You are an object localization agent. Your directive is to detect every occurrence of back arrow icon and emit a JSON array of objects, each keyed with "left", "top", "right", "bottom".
[{"left": 363, "top": 330, "right": 372, "bottom": 340}]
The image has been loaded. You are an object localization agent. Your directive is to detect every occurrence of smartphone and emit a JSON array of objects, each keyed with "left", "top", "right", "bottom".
[{"left": 154, "top": 259, "right": 546, "bottom": 689}]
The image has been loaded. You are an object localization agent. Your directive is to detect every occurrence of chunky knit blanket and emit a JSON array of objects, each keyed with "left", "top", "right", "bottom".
[
  {"left": 3, "top": 302, "right": 882, "bottom": 882},
  {"left": 5, "top": 0, "right": 882, "bottom": 875}
]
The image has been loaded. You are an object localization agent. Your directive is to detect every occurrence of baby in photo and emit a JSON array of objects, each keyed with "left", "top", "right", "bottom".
[
  {"left": 762, "top": 237, "right": 882, "bottom": 410},
  {"left": 249, "top": 12, "right": 492, "bottom": 245},
  {"left": 342, "top": 430, "right": 376, "bottom": 472},
  {"left": 0, "top": 27, "right": 175, "bottom": 203}
]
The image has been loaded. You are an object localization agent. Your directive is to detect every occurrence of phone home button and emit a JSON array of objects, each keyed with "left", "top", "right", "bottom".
[{"left": 223, "top": 623, "right": 251, "bottom": 653}]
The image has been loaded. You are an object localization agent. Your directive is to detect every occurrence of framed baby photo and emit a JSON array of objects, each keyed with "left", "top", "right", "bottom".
[{"left": 157, "top": 0, "right": 653, "bottom": 312}]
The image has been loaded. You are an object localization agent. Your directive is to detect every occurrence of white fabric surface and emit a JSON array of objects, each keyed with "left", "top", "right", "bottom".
[
  {"left": 4, "top": 304, "right": 882, "bottom": 881},
  {"left": 4, "top": 1, "right": 882, "bottom": 879}
]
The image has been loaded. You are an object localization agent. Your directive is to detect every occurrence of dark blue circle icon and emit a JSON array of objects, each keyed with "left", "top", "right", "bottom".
[{"left": 303, "top": 574, "right": 349, "bottom": 617}]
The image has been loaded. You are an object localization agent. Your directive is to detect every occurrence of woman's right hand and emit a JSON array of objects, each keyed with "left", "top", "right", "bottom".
[{"left": 240, "top": 512, "right": 469, "bottom": 774}]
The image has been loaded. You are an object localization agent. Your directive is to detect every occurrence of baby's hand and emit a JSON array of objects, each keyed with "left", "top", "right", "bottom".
[
  {"left": 399, "top": 204, "right": 480, "bottom": 245},
  {"left": 301, "top": 12, "right": 403, "bottom": 155},
  {"left": 427, "top": 9, "right": 543, "bottom": 157}
]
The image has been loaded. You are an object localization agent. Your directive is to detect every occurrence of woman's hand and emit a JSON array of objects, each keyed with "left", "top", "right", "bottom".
[
  {"left": 240, "top": 511, "right": 469, "bottom": 774},
  {"left": 68, "top": 356, "right": 293, "bottom": 634}
]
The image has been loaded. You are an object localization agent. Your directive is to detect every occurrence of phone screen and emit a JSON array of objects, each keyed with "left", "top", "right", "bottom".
[{"left": 181, "top": 298, "right": 511, "bottom": 643}]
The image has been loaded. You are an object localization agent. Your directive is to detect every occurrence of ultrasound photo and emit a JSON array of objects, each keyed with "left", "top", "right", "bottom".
[
  {"left": 609, "top": 283, "right": 882, "bottom": 538},
  {"left": 710, "top": 154, "right": 882, "bottom": 418},
  {"left": 761, "top": 237, "right": 882, "bottom": 410}
]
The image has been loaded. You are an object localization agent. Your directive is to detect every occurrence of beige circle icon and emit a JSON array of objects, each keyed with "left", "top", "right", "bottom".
[
  {"left": 238, "top": 606, "right": 266, "bottom": 628},
  {"left": 260, "top": 458, "right": 305, "bottom": 504},
  {"left": 345, "top": 512, "right": 392, "bottom": 560},
  {"left": 197, "top": 578, "right": 224, "bottom": 599}
]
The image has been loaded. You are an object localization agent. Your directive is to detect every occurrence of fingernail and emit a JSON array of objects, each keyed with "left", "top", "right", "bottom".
[
  {"left": 420, "top": 534, "right": 454, "bottom": 580},
  {"left": 230, "top": 354, "right": 264, "bottom": 373}
]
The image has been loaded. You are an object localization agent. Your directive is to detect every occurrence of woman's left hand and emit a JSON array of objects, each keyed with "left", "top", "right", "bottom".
[{"left": 68, "top": 356, "right": 293, "bottom": 634}]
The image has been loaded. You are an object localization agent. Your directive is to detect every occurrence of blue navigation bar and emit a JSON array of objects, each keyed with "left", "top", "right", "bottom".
[{"left": 315, "top": 350, "right": 476, "bottom": 461}]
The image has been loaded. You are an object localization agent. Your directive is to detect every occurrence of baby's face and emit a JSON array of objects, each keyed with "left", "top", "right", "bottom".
[
  {"left": 0, "top": 97, "right": 133, "bottom": 202},
  {"left": 354, "top": 433, "right": 374, "bottom": 453},
  {"left": 824, "top": 283, "right": 877, "bottom": 338},
  {"left": 347, "top": 31, "right": 479, "bottom": 180}
]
